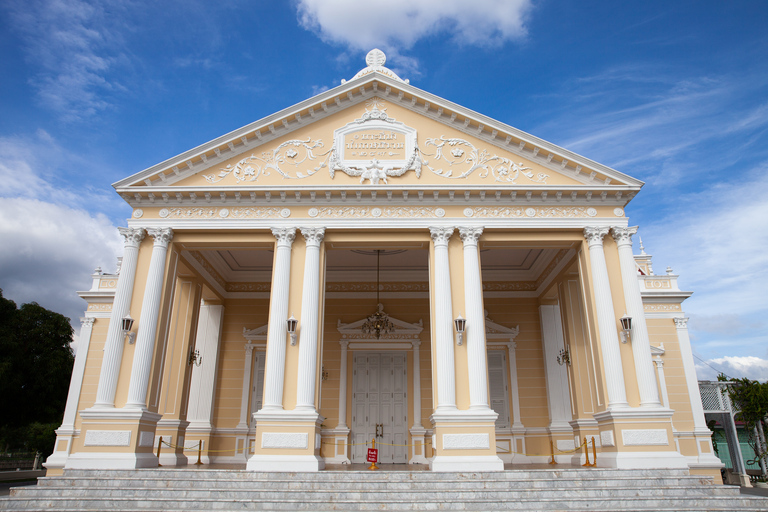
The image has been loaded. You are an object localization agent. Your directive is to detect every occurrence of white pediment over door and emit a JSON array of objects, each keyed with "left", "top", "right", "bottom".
[{"left": 337, "top": 308, "right": 423, "bottom": 350}]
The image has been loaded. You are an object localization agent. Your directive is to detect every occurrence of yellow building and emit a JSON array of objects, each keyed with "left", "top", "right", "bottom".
[{"left": 45, "top": 50, "right": 722, "bottom": 480}]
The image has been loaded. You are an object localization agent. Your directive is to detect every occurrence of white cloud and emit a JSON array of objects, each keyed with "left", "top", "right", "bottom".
[
  {"left": 295, "top": 0, "right": 532, "bottom": 51},
  {"left": 0, "top": 133, "right": 123, "bottom": 346},
  {"left": 695, "top": 356, "right": 768, "bottom": 382},
  {"left": 4, "top": 0, "right": 128, "bottom": 121}
]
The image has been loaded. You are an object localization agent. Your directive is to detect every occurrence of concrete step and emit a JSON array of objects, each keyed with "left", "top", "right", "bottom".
[{"left": 2, "top": 468, "right": 767, "bottom": 512}]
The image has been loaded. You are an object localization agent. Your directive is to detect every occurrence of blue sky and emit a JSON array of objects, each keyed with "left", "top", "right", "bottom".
[{"left": 1, "top": 0, "right": 766, "bottom": 380}]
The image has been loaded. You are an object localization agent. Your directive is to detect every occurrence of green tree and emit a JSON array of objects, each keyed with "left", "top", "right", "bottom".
[
  {"left": 719, "top": 373, "right": 768, "bottom": 478},
  {"left": 0, "top": 289, "right": 74, "bottom": 456}
]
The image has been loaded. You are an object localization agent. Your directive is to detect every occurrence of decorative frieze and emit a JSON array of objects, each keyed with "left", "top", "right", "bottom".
[
  {"left": 160, "top": 207, "right": 286, "bottom": 219},
  {"left": 87, "top": 304, "right": 112, "bottom": 311},
  {"left": 644, "top": 304, "right": 681, "bottom": 312},
  {"left": 463, "top": 206, "right": 597, "bottom": 218}
]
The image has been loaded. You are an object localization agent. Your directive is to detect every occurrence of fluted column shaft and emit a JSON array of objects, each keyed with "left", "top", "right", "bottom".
[
  {"left": 94, "top": 228, "right": 145, "bottom": 408},
  {"left": 126, "top": 228, "right": 173, "bottom": 409},
  {"left": 237, "top": 344, "right": 256, "bottom": 428},
  {"left": 459, "top": 226, "right": 490, "bottom": 410},
  {"left": 612, "top": 227, "right": 661, "bottom": 407},
  {"left": 336, "top": 340, "right": 349, "bottom": 428},
  {"left": 411, "top": 340, "right": 423, "bottom": 428},
  {"left": 296, "top": 228, "right": 325, "bottom": 410},
  {"left": 430, "top": 227, "right": 457, "bottom": 411},
  {"left": 261, "top": 228, "right": 296, "bottom": 411},
  {"left": 584, "top": 227, "right": 629, "bottom": 409}
]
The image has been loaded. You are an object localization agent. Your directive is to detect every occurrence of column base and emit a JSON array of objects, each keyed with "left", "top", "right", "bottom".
[
  {"left": 408, "top": 427, "right": 430, "bottom": 464},
  {"left": 247, "top": 454, "right": 325, "bottom": 472},
  {"left": 430, "top": 455, "right": 504, "bottom": 472}
]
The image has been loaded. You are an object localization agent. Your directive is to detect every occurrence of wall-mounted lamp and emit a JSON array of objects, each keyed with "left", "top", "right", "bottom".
[
  {"left": 557, "top": 347, "right": 571, "bottom": 366},
  {"left": 321, "top": 366, "right": 329, "bottom": 381},
  {"left": 619, "top": 314, "right": 633, "bottom": 343},
  {"left": 287, "top": 315, "right": 298, "bottom": 345},
  {"left": 121, "top": 314, "right": 136, "bottom": 344},
  {"left": 454, "top": 315, "right": 466, "bottom": 346},
  {"left": 188, "top": 349, "right": 202, "bottom": 367}
]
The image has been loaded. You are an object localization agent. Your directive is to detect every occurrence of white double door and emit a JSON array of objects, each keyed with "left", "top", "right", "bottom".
[{"left": 351, "top": 352, "right": 408, "bottom": 464}]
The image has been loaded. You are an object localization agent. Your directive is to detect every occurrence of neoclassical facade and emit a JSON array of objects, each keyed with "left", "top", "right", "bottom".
[{"left": 45, "top": 50, "right": 722, "bottom": 479}]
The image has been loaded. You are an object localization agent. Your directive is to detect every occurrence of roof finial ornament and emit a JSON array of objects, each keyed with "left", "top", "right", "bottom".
[
  {"left": 638, "top": 235, "right": 646, "bottom": 255},
  {"left": 345, "top": 48, "right": 409, "bottom": 84},
  {"left": 366, "top": 48, "right": 386, "bottom": 67}
]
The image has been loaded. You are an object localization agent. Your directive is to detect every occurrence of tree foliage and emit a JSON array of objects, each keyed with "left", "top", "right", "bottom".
[
  {"left": 719, "top": 373, "right": 768, "bottom": 476},
  {"left": 0, "top": 289, "right": 74, "bottom": 455}
]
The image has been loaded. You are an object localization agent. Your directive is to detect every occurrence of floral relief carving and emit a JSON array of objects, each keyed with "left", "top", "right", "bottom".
[
  {"left": 204, "top": 138, "right": 327, "bottom": 183},
  {"left": 483, "top": 282, "right": 537, "bottom": 291},
  {"left": 226, "top": 283, "right": 272, "bottom": 292},
  {"left": 423, "top": 136, "right": 548, "bottom": 184}
]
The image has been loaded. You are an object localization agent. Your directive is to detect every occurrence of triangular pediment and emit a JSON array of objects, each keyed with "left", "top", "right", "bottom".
[{"left": 115, "top": 52, "right": 643, "bottom": 210}]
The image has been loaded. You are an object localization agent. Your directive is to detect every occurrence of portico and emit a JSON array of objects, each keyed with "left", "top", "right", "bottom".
[{"left": 45, "top": 50, "right": 721, "bottom": 480}]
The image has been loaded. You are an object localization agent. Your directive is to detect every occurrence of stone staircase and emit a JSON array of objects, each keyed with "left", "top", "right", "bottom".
[{"left": 3, "top": 467, "right": 768, "bottom": 511}]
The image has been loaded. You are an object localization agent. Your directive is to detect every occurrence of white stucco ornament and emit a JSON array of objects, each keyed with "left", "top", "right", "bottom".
[
  {"left": 132, "top": 209, "right": 143, "bottom": 218},
  {"left": 308, "top": 208, "right": 319, "bottom": 218},
  {"left": 614, "top": 208, "right": 625, "bottom": 217},
  {"left": 346, "top": 49, "right": 409, "bottom": 84},
  {"left": 159, "top": 208, "right": 169, "bottom": 218},
  {"left": 280, "top": 208, "right": 291, "bottom": 218},
  {"left": 219, "top": 208, "right": 230, "bottom": 218}
]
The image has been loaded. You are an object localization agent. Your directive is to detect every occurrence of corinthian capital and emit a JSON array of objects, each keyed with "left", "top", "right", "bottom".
[
  {"left": 673, "top": 317, "right": 689, "bottom": 329},
  {"left": 458, "top": 226, "right": 483, "bottom": 246},
  {"left": 118, "top": 227, "right": 146, "bottom": 247},
  {"left": 611, "top": 226, "right": 638, "bottom": 247},
  {"left": 147, "top": 227, "right": 174, "bottom": 247},
  {"left": 584, "top": 227, "right": 610, "bottom": 247},
  {"left": 301, "top": 227, "right": 325, "bottom": 246},
  {"left": 429, "top": 226, "right": 455, "bottom": 246},
  {"left": 272, "top": 227, "right": 296, "bottom": 246}
]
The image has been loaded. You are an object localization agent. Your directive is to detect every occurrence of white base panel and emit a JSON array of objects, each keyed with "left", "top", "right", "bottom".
[
  {"left": 246, "top": 454, "right": 325, "bottom": 472},
  {"left": 323, "top": 455, "right": 351, "bottom": 465},
  {"left": 429, "top": 455, "right": 504, "bottom": 472},
  {"left": 597, "top": 450, "right": 689, "bottom": 469},
  {"left": 64, "top": 452, "right": 158, "bottom": 470},
  {"left": 158, "top": 453, "right": 188, "bottom": 467},
  {"left": 43, "top": 451, "right": 69, "bottom": 471},
  {"left": 409, "top": 454, "right": 429, "bottom": 464}
]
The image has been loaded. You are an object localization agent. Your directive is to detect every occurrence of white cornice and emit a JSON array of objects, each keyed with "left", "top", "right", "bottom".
[{"left": 114, "top": 71, "right": 643, "bottom": 194}]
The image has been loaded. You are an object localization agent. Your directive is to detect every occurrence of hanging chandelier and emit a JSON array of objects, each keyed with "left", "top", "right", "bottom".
[{"left": 361, "top": 250, "right": 395, "bottom": 339}]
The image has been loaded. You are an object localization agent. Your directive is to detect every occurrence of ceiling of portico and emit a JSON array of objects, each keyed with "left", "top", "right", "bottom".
[{"left": 182, "top": 244, "right": 576, "bottom": 298}]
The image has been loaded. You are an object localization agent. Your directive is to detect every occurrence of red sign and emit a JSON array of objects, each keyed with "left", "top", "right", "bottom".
[{"left": 366, "top": 448, "right": 378, "bottom": 463}]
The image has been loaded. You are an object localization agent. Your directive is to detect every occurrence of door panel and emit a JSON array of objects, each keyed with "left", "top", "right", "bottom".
[{"left": 351, "top": 352, "right": 408, "bottom": 463}]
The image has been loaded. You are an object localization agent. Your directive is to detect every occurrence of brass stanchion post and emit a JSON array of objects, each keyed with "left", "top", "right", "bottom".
[
  {"left": 195, "top": 440, "right": 203, "bottom": 465},
  {"left": 156, "top": 436, "right": 163, "bottom": 467},
  {"left": 591, "top": 436, "right": 597, "bottom": 467},
  {"left": 582, "top": 437, "right": 590, "bottom": 467},
  {"left": 368, "top": 438, "right": 378, "bottom": 471},
  {"left": 549, "top": 440, "right": 557, "bottom": 465}
]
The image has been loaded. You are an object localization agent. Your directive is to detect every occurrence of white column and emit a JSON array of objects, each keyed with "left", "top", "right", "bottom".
[
  {"left": 126, "top": 228, "right": 174, "bottom": 409},
  {"left": 261, "top": 228, "right": 296, "bottom": 411},
  {"left": 505, "top": 341, "right": 524, "bottom": 430},
  {"left": 93, "top": 227, "right": 145, "bottom": 408},
  {"left": 59, "top": 317, "right": 95, "bottom": 428},
  {"left": 653, "top": 358, "right": 670, "bottom": 409},
  {"left": 296, "top": 227, "right": 325, "bottom": 411},
  {"left": 411, "top": 340, "right": 423, "bottom": 428},
  {"left": 674, "top": 317, "right": 708, "bottom": 432},
  {"left": 539, "top": 304, "right": 573, "bottom": 430},
  {"left": 459, "top": 227, "right": 491, "bottom": 410},
  {"left": 186, "top": 303, "right": 224, "bottom": 429},
  {"left": 584, "top": 227, "right": 629, "bottom": 410},
  {"left": 237, "top": 343, "right": 256, "bottom": 428},
  {"left": 336, "top": 340, "right": 349, "bottom": 429},
  {"left": 612, "top": 227, "right": 661, "bottom": 407},
  {"left": 430, "top": 227, "right": 457, "bottom": 411}
]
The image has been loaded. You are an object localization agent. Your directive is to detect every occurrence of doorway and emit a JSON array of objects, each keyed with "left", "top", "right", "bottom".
[{"left": 351, "top": 352, "right": 408, "bottom": 463}]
